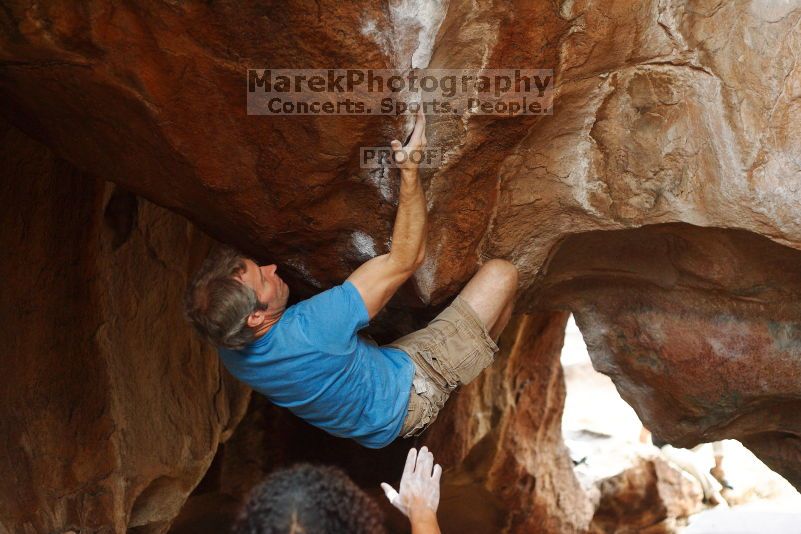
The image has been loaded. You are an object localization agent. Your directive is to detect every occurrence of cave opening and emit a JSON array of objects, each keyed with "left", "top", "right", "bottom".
[{"left": 559, "top": 312, "right": 801, "bottom": 532}]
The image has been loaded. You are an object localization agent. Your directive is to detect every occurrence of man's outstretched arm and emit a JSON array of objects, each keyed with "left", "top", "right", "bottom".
[{"left": 348, "top": 109, "right": 427, "bottom": 319}]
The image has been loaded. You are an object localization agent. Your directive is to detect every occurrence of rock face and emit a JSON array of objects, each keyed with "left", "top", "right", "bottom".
[
  {"left": 1, "top": 0, "right": 801, "bottom": 532},
  {"left": 424, "top": 313, "right": 596, "bottom": 533},
  {"left": 565, "top": 430, "right": 705, "bottom": 533},
  {"left": 589, "top": 454, "right": 703, "bottom": 534},
  {"left": 0, "top": 121, "right": 249, "bottom": 533},
  {"left": 536, "top": 224, "right": 801, "bottom": 489}
]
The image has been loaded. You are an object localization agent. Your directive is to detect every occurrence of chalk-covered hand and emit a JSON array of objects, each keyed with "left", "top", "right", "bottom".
[
  {"left": 381, "top": 446, "right": 442, "bottom": 518},
  {"left": 390, "top": 107, "right": 427, "bottom": 173}
]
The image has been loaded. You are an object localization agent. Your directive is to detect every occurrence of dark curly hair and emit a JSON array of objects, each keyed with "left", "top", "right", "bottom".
[{"left": 232, "top": 464, "right": 386, "bottom": 534}]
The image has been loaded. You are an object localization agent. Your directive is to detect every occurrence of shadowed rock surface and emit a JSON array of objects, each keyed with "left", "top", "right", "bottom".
[
  {"left": 0, "top": 120, "right": 250, "bottom": 533},
  {"left": 1, "top": 0, "right": 800, "bottom": 532}
]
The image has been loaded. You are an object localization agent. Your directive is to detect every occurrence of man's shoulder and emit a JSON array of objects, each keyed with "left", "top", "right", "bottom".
[
  {"left": 294, "top": 282, "right": 365, "bottom": 319},
  {"left": 290, "top": 281, "right": 369, "bottom": 348},
  {"left": 219, "top": 282, "right": 365, "bottom": 361},
  {"left": 297, "top": 281, "right": 353, "bottom": 305}
]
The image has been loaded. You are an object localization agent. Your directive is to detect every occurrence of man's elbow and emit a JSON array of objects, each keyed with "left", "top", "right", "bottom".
[
  {"left": 387, "top": 252, "right": 422, "bottom": 277},
  {"left": 403, "top": 245, "right": 426, "bottom": 274}
]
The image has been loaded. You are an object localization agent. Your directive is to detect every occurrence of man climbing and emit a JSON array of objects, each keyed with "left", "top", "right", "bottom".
[{"left": 184, "top": 109, "right": 518, "bottom": 448}]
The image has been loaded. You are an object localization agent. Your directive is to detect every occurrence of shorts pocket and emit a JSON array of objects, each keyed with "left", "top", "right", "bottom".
[
  {"left": 402, "top": 399, "right": 434, "bottom": 438},
  {"left": 418, "top": 346, "right": 459, "bottom": 391},
  {"left": 431, "top": 318, "right": 459, "bottom": 339},
  {"left": 452, "top": 347, "right": 495, "bottom": 385}
]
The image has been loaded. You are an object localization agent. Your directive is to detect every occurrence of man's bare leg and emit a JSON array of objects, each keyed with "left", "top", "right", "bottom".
[
  {"left": 457, "top": 259, "right": 518, "bottom": 340},
  {"left": 489, "top": 298, "right": 514, "bottom": 341}
]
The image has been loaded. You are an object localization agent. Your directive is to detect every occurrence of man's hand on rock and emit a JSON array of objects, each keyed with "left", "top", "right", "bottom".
[{"left": 390, "top": 107, "right": 427, "bottom": 174}]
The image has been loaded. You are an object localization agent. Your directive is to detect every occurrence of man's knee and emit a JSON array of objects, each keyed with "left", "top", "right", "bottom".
[{"left": 480, "top": 259, "right": 519, "bottom": 293}]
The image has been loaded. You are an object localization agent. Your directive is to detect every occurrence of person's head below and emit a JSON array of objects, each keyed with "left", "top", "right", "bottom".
[
  {"left": 232, "top": 464, "right": 386, "bottom": 534},
  {"left": 184, "top": 246, "right": 290, "bottom": 349}
]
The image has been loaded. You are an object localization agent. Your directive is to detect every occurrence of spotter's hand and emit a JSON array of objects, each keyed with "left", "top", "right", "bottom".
[
  {"left": 381, "top": 446, "right": 442, "bottom": 518},
  {"left": 390, "top": 107, "right": 427, "bottom": 173}
]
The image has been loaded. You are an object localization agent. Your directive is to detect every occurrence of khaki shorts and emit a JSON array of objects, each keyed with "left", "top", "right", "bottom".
[{"left": 386, "top": 295, "right": 499, "bottom": 438}]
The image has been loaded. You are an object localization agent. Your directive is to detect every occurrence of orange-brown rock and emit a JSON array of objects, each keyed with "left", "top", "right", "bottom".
[
  {"left": 2, "top": 0, "right": 801, "bottom": 532},
  {"left": 0, "top": 120, "right": 249, "bottom": 532},
  {"left": 425, "top": 313, "right": 596, "bottom": 533},
  {"left": 536, "top": 224, "right": 801, "bottom": 490},
  {"left": 589, "top": 454, "right": 703, "bottom": 534}
]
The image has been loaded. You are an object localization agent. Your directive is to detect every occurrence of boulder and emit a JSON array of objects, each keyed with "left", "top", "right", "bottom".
[
  {"left": 566, "top": 431, "right": 705, "bottom": 534},
  {"left": 425, "top": 313, "right": 596, "bottom": 533},
  {"left": 590, "top": 453, "right": 704, "bottom": 534},
  {"left": 1, "top": 0, "right": 801, "bottom": 531},
  {"left": 0, "top": 120, "right": 250, "bottom": 533}
]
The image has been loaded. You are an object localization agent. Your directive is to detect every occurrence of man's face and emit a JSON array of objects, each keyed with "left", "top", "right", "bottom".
[{"left": 238, "top": 259, "right": 290, "bottom": 317}]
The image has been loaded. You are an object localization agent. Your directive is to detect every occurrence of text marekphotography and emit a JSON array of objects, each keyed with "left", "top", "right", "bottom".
[{"left": 247, "top": 68, "right": 553, "bottom": 116}]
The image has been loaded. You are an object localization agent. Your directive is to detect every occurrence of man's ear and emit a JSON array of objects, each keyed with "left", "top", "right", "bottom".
[{"left": 246, "top": 310, "right": 263, "bottom": 329}]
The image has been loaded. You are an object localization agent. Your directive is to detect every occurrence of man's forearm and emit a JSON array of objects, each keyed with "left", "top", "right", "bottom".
[{"left": 389, "top": 168, "right": 427, "bottom": 270}]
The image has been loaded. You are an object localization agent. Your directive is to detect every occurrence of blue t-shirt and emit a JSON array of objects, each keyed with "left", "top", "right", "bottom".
[{"left": 218, "top": 281, "right": 415, "bottom": 448}]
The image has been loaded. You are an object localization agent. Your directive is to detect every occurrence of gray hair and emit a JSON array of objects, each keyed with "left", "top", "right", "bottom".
[{"left": 184, "top": 245, "right": 267, "bottom": 349}]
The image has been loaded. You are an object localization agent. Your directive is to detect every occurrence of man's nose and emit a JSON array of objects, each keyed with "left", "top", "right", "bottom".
[{"left": 265, "top": 264, "right": 277, "bottom": 276}]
